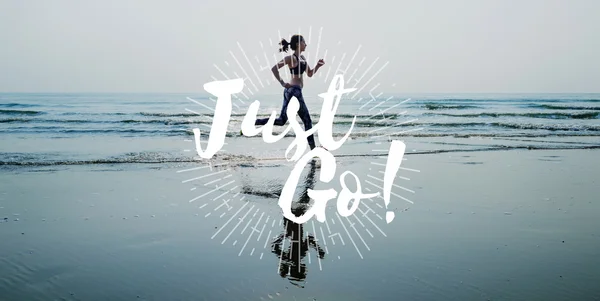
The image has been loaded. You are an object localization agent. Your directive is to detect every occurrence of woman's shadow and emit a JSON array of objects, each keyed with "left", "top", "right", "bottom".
[{"left": 271, "top": 159, "right": 326, "bottom": 288}]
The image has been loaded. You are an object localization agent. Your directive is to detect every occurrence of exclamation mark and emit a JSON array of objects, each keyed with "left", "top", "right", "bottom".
[{"left": 383, "top": 140, "right": 406, "bottom": 224}]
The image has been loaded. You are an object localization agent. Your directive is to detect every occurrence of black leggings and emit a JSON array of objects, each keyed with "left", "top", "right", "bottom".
[{"left": 255, "top": 85, "right": 316, "bottom": 150}]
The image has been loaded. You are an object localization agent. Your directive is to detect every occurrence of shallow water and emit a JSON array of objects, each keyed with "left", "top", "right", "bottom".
[{"left": 1, "top": 149, "right": 599, "bottom": 300}]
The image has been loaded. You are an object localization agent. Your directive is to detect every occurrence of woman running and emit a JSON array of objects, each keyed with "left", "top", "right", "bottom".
[{"left": 255, "top": 34, "right": 325, "bottom": 150}]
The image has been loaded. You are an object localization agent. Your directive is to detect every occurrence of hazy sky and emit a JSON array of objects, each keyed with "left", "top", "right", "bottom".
[{"left": 1, "top": 0, "right": 599, "bottom": 93}]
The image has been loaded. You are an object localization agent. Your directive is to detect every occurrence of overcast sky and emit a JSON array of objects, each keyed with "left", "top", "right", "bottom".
[{"left": 1, "top": 0, "right": 598, "bottom": 93}]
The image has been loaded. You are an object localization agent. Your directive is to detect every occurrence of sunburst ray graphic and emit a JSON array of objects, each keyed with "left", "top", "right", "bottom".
[{"left": 177, "top": 27, "right": 422, "bottom": 274}]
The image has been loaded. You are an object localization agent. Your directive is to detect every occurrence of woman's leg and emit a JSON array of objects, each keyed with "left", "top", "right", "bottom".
[
  {"left": 255, "top": 88, "right": 290, "bottom": 126},
  {"left": 291, "top": 88, "right": 316, "bottom": 150}
]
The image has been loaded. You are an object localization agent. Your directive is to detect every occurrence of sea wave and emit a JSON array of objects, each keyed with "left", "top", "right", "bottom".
[
  {"left": 0, "top": 118, "right": 214, "bottom": 125},
  {"left": 421, "top": 98, "right": 600, "bottom": 103},
  {"left": 0, "top": 103, "right": 39, "bottom": 108},
  {"left": 420, "top": 122, "right": 600, "bottom": 131},
  {"left": 426, "top": 112, "right": 599, "bottom": 119},
  {"left": 424, "top": 104, "right": 482, "bottom": 110},
  {"left": 0, "top": 152, "right": 193, "bottom": 166},
  {"left": 0, "top": 109, "right": 44, "bottom": 116},
  {"left": 60, "top": 112, "right": 128, "bottom": 116},
  {"left": 139, "top": 112, "right": 201, "bottom": 117},
  {"left": 0, "top": 118, "right": 31, "bottom": 123},
  {"left": 528, "top": 104, "right": 600, "bottom": 111},
  {"left": 3, "top": 144, "right": 600, "bottom": 168},
  {"left": 4, "top": 122, "right": 600, "bottom": 137},
  {"left": 140, "top": 112, "right": 409, "bottom": 119},
  {"left": 120, "top": 119, "right": 212, "bottom": 125}
]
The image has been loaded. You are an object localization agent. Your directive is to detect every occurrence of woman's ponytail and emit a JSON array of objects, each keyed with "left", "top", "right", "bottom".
[{"left": 279, "top": 39, "right": 290, "bottom": 52}]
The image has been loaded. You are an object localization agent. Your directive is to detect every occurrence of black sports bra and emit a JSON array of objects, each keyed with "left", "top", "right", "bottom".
[{"left": 289, "top": 53, "right": 306, "bottom": 75}]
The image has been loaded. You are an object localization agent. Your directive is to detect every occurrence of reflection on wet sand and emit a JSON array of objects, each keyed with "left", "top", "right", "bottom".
[{"left": 270, "top": 160, "right": 326, "bottom": 288}]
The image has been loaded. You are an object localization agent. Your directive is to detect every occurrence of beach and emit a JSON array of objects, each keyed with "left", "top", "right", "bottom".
[
  {"left": 1, "top": 93, "right": 599, "bottom": 300},
  {"left": 1, "top": 148, "right": 599, "bottom": 300}
]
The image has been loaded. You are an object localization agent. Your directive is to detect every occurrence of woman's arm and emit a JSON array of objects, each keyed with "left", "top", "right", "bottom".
[
  {"left": 306, "top": 59, "right": 325, "bottom": 77},
  {"left": 272, "top": 56, "right": 292, "bottom": 87}
]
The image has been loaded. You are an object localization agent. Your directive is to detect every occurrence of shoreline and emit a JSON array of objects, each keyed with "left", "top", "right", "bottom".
[{"left": 1, "top": 143, "right": 599, "bottom": 169}]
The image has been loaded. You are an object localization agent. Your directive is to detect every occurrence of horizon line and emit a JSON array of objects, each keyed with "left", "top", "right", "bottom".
[{"left": 1, "top": 91, "right": 600, "bottom": 95}]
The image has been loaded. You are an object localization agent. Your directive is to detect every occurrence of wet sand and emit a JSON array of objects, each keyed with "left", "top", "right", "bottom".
[{"left": 1, "top": 147, "right": 599, "bottom": 300}]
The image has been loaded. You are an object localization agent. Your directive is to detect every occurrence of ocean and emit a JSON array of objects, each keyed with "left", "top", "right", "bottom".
[
  {"left": 1, "top": 92, "right": 599, "bottom": 300},
  {"left": 1, "top": 92, "right": 599, "bottom": 167}
]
